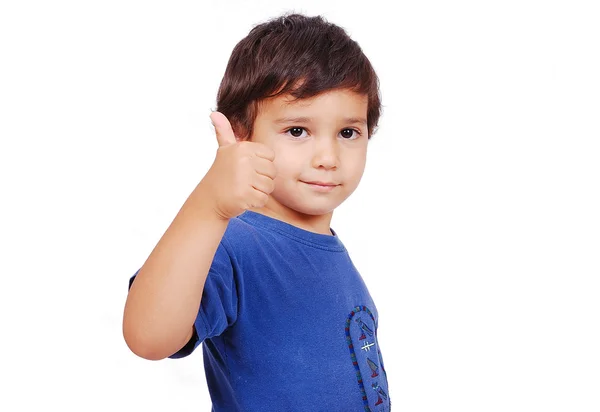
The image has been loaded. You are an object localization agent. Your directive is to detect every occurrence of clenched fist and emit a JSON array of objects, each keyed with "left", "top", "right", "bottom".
[{"left": 200, "top": 111, "right": 277, "bottom": 220}]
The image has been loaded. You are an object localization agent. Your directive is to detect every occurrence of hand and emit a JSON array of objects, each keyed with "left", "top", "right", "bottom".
[{"left": 200, "top": 111, "right": 277, "bottom": 220}]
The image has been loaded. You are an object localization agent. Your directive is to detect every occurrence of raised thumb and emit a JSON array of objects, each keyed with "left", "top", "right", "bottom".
[{"left": 210, "top": 111, "right": 237, "bottom": 147}]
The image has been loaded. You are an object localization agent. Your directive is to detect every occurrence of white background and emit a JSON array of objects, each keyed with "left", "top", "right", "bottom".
[{"left": 1, "top": 0, "right": 599, "bottom": 410}]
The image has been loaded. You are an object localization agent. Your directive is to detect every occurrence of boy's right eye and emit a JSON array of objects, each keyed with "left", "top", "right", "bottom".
[{"left": 285, "top": 127, "right": 308, "bottom": 139}]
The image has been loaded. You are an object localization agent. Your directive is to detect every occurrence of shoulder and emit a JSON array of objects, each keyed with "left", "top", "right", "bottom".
[
  {"left": 216, "top": 215, "right": 279, "bottom": 273},
  {"left": 223, "top": 215, "right": 259, "bottom": 242},
  {"left": 219, "top": 215, "right": 263, "bottom": 255}
]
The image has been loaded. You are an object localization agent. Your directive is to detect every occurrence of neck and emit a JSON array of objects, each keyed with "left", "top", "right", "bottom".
[{"left": 248, "top": 199, "right": 334, "bottom": 236}]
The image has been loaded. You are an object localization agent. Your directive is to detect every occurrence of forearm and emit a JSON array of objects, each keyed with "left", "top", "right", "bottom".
[{"left": 122, "top": 181, "right": 229, "bottom": 360}]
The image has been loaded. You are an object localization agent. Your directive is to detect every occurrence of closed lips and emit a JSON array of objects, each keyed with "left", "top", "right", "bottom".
[{"left": 303, "top": 181, "right": 338, "bottom": 186}]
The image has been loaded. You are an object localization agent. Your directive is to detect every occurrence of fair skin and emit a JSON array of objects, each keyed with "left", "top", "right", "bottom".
[
  {"left": 246, "top": 88, "right": 370, "bottom": 235},
  {"left": 123, "top": 87, "right": 370, "bottom": 360}
]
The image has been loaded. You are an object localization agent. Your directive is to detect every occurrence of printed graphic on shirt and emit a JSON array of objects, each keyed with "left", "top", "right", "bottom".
[{"left": 345, "top": 305, "right": 390, "bottom": 411}]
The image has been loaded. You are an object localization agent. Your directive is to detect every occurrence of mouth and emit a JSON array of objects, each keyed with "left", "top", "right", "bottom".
[
  {"left": 301, "top": 181, "right": 340, "bottom": 192},
  {"left": 302, "top": 180, "right": 339, "bottom": 187}
]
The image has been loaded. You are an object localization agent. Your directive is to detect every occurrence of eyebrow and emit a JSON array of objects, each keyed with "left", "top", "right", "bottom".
[{"left": 273, "top": 116, "right": 367, "bottom": 126}]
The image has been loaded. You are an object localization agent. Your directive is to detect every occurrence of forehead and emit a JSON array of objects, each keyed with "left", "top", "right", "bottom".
[{"left": 258, "top": 89, "right": 368, "bottom": 119}]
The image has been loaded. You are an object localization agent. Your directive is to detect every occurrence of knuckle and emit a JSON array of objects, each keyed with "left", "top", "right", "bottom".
[
  {"left": 257, "top": 191, "right": 268, "bottom": 205},
  {"left": 238, "top": 141, "right": 252, "bottom": 152},
  {"left": 247, "top": 186, "right": 258, "bottom": 200}
]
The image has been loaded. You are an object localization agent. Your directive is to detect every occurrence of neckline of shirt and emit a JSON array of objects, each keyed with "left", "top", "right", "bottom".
[{"left": 236, "top": 210, "right": 346, "bottom": 252}]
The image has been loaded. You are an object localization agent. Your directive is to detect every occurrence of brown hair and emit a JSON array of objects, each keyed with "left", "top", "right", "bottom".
[{"left": 214, "top": 12, "right": 382, "bottom": 140}]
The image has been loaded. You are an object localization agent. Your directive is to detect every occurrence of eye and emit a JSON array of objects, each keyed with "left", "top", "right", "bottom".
[
  {"left": 285, "top": 127, "right": 308, "bottom": 139},
  {"left": 340, "top": 128, "right": 361, "bottom": 140},
  {"left": 284, "top": 127, "right": 362, "bottom": 140}
]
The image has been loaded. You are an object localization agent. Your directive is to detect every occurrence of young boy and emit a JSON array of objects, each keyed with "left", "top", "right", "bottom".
[{"left": 123, "top": 12, "right": 390, "bottom": 411}]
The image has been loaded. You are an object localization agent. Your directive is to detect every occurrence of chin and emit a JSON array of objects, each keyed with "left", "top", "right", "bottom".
[
  {"left": 283, "top": 197, "right": 342, "bottom": 216},
  {"left": 295, "top": 205, "right": 336, "bottom": 216},
  {"left": 272, "top": 183, "right": 353, "bottom": 216}
]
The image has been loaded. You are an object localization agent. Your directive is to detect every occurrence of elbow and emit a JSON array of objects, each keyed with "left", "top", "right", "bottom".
[
  {"left": 123, "top": 334, "right": 168, "bottom": 361},
  {"left": 122, "top": 320, "right": 168, "bottom": 361},
  {"left": 127, "top": 343, "right": 166, "bottom": 361}
]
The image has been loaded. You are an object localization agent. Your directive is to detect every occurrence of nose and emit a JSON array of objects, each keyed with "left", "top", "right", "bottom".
[{"left": 311, "top": 137, "right": 339, "bottom": 170}]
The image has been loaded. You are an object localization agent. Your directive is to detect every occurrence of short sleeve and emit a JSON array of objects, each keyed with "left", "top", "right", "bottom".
[{"left": 127, "top": 239, "right": 238, "bottom": 359}]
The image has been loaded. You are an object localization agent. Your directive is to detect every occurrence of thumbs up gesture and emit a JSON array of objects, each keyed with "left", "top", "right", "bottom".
[{"left": 199, "top": 111, "right": 277, "bottom": 220}]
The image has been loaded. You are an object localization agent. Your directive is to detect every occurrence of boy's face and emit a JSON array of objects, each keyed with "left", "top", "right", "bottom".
[{"left": 249, "top": 88, "right": 369, "bottom": 225}]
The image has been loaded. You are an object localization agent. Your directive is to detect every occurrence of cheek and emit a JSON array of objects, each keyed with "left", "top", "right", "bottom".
[
  {"left": 340, "top": 160, "right": 366, "bottom": 193},
  {"left": 345, "top": 151, "right": 367, "bottom": 177},
  {"left": 273, "top": 151, "right": 303, "bottom": 178}
]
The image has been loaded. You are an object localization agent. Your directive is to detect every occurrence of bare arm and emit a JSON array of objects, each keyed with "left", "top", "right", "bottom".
[
  {"left": 122, "top": 180, "right": 229, "bottom": 361},
  {"left": 122, "top": 111, "right": 276, "bottom": 361}
]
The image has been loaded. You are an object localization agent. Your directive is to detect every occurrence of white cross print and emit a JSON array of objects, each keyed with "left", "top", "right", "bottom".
[{"left": 361, "top": 341, "right": 375, "bottom": 352}]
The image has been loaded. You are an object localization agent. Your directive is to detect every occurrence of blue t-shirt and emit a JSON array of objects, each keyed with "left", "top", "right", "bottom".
[{"left": 128, "top": 210, "right": 391, "bottom": 411}]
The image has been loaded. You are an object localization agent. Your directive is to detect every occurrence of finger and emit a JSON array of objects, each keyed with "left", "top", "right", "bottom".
[
  {"left": 210, "top": 111, "right": 237, "bottom": 147},
  {"left": 252, "top": 143, "right": 275, "bottom": 161},
  {"left": 251, "top": 174, "right": 275, "bottom": 195},
  {"left": 247, "top": 189, "right": 269, "bottom": 208},
  {"left": 252, "top": 157, "right": 277, "bottom": 180}
]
